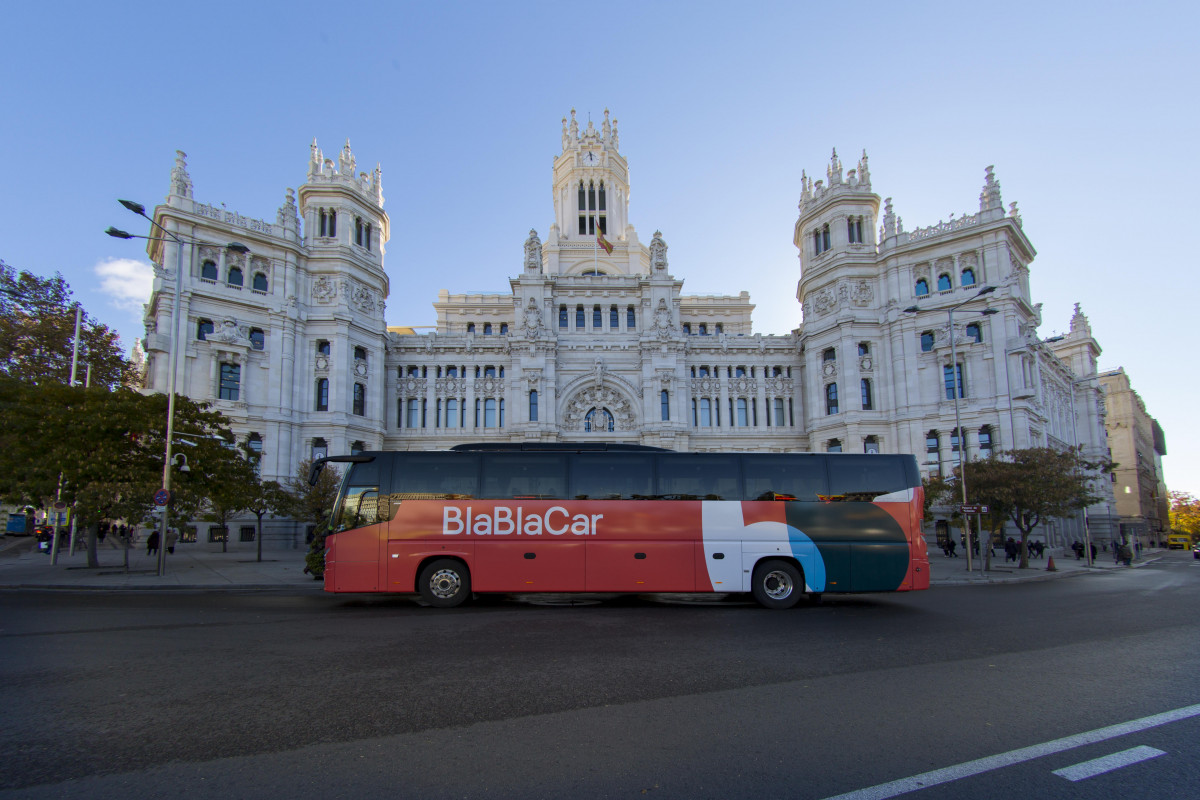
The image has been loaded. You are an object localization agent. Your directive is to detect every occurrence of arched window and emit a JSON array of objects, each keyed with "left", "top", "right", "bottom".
[
  {"left": 227, "top": 266, "right": 243, "bottom": 287},
  {"left": 593, "top": 306, "right": 602, "bottom": 328},
  {"left": 197, "top": 319, "right": 214, "bottom": 341},
  {"left": 249, "top": 328, "right": 265, "bottom": 351},
  {"left": 826, "top": 438, "right": 843, "bottom": 453},
  {"left": 529, "top": 390, "right": 538, "bottom": 422},
  {"left": 500, "top": 323, "right": 508, "bottom": 335},
  {"left": 201, "top": 260, "right": 218, "bottom": 281},
  {"left": 559, "top": 305, "right": 568, "bottom": 328},
  {"left": 584, "top": 407, "right": 615, "bottom": 432},
  {"left": 661, "top": 390, "right": 670, "bottom": 421},
  {"left": 219, "top": 364, "right": 240, "bottom": 401},
  {"left": 252, "top": 272, "right": 268, "bottom": 292},
  {"left": 576, "top": 305, "right": 584, "bottom": 328},
  {"left": 979, "top": 425, "right": 994, "bottom": 453},
  {"left": 353, "top": 383, "right": 365, "bottom": 416},
  {"left": 315, "top": 378, "right": 329, "bottom": 411},
  {"left": 961, "top": 267, "right": 976, "bottom": 287},
  {"left": 966, "top": 323, "right": 982, "bottom": 343},
  {"left": 915, "top": 279, "right": 930, "bottom": 297},
  {"left": 483, "top": 323, "right": 493, "bottom": 335},
  {"left": 861, "top": 378, "right": 873, "bottom": 410},
  {"left": 937, "top": 273, "right": 952, "bottom": 292},
  {"left": 825, "top": 382, "right": 839, "bottom": 415},
  {"left": 920, "top": 331, "right": 935, "bottom": 352}
]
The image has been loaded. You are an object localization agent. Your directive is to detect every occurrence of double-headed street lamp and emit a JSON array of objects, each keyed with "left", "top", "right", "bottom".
[
  {"left": 107, "top": 200, "right": 248, "bottom": 577},
  {"left": 905, "top": 285, "right": 999, "bottom": 573}
]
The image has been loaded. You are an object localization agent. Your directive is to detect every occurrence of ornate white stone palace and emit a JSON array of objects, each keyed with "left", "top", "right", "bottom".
[{"left": 140, "top": 110, "right": 1120, "bottom": 548}]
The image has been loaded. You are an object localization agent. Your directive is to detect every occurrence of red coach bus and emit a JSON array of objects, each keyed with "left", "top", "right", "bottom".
[{"left": 310, "top": 444, "right": 928, "bottom": 609}]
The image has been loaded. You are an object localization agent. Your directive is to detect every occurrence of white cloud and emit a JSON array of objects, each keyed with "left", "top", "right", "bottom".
[{"left": 94, "top": 258, "right": 154, "bottom": 311}]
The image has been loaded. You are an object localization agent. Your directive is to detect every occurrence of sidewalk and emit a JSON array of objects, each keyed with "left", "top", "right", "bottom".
[
  {"left": 0, "top": 535, "right": 322, "bottom": 592},
  {"left": 0, "top": 534, "right": 1165, "bottom": 592},
  {"left": 926, "top": 544, "right": 1166, "bottom": 585}
]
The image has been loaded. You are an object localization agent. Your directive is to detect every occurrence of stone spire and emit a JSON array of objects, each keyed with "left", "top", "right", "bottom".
[
  {"left": 308, "top": 138, "right": 323, "bottom": 179},
  {"left": 372, "top": 163, "right": 384, "bottom": 205},
  {"left": 827, "top": 148, "right": 843, "bottom": 185},
  {"left": 980, "top": 165, "right": 1003, "bottom": 212},
  {"left": 882, "top": 197, "right": 896, "bottom": 239},
  {"left": 338, "top": 139, "right": 356, "bottom": 176},
  {"left": 276, "top": 187, "right": 300, "bottom": 234},
  {"left": 169, "top": 150, "right": 193, "bottom": 199},
  {"left": 1069, "top": 303, "right": 1092, "bottom": 338},
  {"left": 856, "top": 149, "right": 871, "bottom": 189}
]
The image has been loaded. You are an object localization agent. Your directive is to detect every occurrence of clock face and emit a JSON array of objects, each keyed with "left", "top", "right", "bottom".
[{"left": 583, "top": 151, "right": 598, "bottom": 166}]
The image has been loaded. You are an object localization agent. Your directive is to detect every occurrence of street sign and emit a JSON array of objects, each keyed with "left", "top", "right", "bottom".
[
  {"left": 960, "top": 504, "right": 990, "bottom": 514},
  {"left": 153, "top": 489, "right": 171, "bottom": 507},
  {"left": 53, "top": 501, "right": 67, "bottom": 511}
]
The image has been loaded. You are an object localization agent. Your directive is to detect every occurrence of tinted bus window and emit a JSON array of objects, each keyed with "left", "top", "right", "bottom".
[
  {"left": 480, "top": 454, "right": 568, "bottom": 499},
  {"left": 569, "top": 454, "right": 655, "bottom": 499},
  {"left": 827, "top": 455, "right": 910, "bottom": 500},
  {"left": 656, "top": 454, "right": 740, "bottom": 500},
  {"left": 742, "top": 454, "right": 828, "bottom": 501},
  {"left": 390, "top": 453, "right": 479, "bottom": 499},
  {"left": 335, "top": 456, "right": 389, "bottom": 532}
]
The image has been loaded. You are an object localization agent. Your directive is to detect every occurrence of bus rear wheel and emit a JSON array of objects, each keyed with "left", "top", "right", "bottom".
[
  {"left": 751, "top": 559, "right": 803, "bottom": 610},
  {"left": 419, "top": 559, "right": 471, "bottom": 608}
]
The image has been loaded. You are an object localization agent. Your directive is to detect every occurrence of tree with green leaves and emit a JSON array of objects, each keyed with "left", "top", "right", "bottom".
[
  {"left": 276, "top": 457, "right": 341, "bottom": 579},
  {"left": 950, "top": 447, "right": 1113, "bottom": 569},
  {"left": 0, "top": 260, "right": 136, "bottom": 389}
]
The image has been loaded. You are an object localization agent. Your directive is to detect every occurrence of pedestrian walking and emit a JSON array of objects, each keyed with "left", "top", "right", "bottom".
[
  {"left": 166, "top": 529, "right": 178, "bottom": 555},
  {"left": 948, "top": 537, "right": 957, "bottom": 557},
  {"left": 146, "top": 530, "right": 160, "bottom": 556}
]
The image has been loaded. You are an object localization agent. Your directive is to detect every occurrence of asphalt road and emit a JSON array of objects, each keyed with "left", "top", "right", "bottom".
[{"left": 1, "top": 551, "right": 1197, "bottom": 799}]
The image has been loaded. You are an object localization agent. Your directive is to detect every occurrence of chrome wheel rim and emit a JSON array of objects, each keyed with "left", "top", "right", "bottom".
[
  {"left": 763, "top": 569, "right": 794, "bottom": 600},
  {"left": 429, "top": 569, "right": 462, "bottom": 599}
]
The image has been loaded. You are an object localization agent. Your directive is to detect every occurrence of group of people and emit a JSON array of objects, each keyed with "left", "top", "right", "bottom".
[{"left": 144, "top": 529, "right": 178, "bottom": 556}]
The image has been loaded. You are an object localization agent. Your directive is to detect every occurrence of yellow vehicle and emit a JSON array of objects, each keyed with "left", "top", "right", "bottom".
[{"left": 1167, "top": 532, "right": 1194, "bottom": 550}]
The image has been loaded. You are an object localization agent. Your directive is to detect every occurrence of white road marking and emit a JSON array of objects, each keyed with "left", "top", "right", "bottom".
[
  {"left": 820, "top": 703, "right": 1200, "bottom": 800},
  {"left": 1051, "top": 745, "right": 1166, "bottom": 782}
]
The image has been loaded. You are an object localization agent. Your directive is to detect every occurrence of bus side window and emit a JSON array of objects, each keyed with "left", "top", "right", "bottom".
[
  {"left": 826, "top": 456, "right": 909, "bottom": 501},
  {"left": 337, "top": 486, "right": 381, "bottom": 532},
  {"left": 655, "top": 454, "right": 741, "bottom": 500},
  {"left": 480, "top": 454, "right": 568, "bottom": 499},
  {"left": 569, "top": 454, "right": 655, "bottom": 499},
  {"left": 741, "top": 454, "right": 828, "bottom": 502}
]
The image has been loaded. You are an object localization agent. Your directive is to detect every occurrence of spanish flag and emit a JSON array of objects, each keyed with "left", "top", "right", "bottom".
[{"left": 596, "top": 217, "right": 614, "bottom": 254}]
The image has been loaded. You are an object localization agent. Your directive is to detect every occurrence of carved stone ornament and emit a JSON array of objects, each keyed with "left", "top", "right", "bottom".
[
  {"left": 312, "top": 276, "right": 336, "bottom": 304},
  {"left": 354, "top": 360, "right": 369, "bottom": 379},
  {"left": 811, "top": 286, "right": 837, "bottom": 316},
  {"left": 562, "top": 385, "right": 635, "bottom": 431},
  {"left": 436, "top": 377, "right": 465, "bottom": 396},
  {"left": 475, "top": 376, "right": 504, "bottom": 397},
  {"left": 730, "top": 377, "right": 757, "bottom": 395},
  {"left": 651, "top": 298, "right": 674, "bottom": 339},
  {"left": 691, "top": 377, "right": 721, "bottom": 396},
  {"left": 522, "top": 298, "right": 544, "bottom": 338},
  {"left": 212, "top": 318, "right": 249, "bottom": 345},
  {"left": 822, "top": 360, "right": 838, "bottom": 379},
  {"left": 351, "top": 284, "right": 375, "bottom": 315},
  {"left": 657, "top": 369, "right": 673, "bottom": 389},
  {"left": 860, "top": 356, "right": 873, "bottom": 373},
  {"left": 850, "top": 280, "right": 873, "bottom": 307},
  {"left": 525, "top": 369, "right": 543, "bottom": 390},
  {"left": 524, "top": 230, "right": 542, "bottom": 272},
  {"left": 398, "top": 377, "right": 426, "bottom": 396},
  {"left": 314, "top": 355, "right": 329, "bottom": 374},
  {"left": 650, "top": 231, "right": 668, "bottom": 271}
]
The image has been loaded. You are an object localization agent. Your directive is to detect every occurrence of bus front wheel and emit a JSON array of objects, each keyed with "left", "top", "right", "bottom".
[
  {"left": 418, "top": 559, "right": 471, "bottom": 608},
  {"left": 751, "top": 559, "right": 803, "bottom": 610}
]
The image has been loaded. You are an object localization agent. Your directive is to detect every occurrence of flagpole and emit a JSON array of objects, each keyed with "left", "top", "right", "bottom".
[{"left": 594, "top": 212, "right": 599, "bottom": 272}]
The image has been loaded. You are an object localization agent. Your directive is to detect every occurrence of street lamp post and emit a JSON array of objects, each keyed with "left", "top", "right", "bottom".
[
  {"left": 107, "top": 201, "right": 248, "bottom": 577},
  {"left": 906, "top": 285, "right": 998, "bottom": 573}
]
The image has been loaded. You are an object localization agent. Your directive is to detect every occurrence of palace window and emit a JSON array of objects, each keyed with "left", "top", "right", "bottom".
[
  {"left": 920, "top": 331, "right": 935, "bottom": 352},
  {"left": 252, "top": 272, "right": 268, "bottom": 292},
  {"left": 737, "top": 398, "right": 749, "bottom": 427},
  {"left": 979, "top": 426, "right": 994, "bottom": 454},
  {"left": 825, "top": 382, "right": 839, "bottom": 415},
  {"left": 683, "top": 323, "right": 691, "bottom": 335},
  {"left": 943, "top": 364, "right": 965, "bottom": 399},
  {"left": 247, "top": 433, "right": 263, "bottom": 473},
  {"left": 823, "top": 347, "right": 836, "bottom": 363},
  {"left": 861, "top": 378, "right": 873, "bottom": 410},
  {"left": 577, "top": 180, "right": 607, "bottom": 235},
  {"left": 319, "top": 209, "right": 336, "bottom": 237},
  {"left": 585, "top": 407, "right": 615, "bottom": 433},
  {"left": 576, "top": 305, "right": 584, "bottom": 329},
  {"left": 311, "top": 437, "right": 328, "bottom": 461},
  {"left": 354, "top": 346, "right": 367, "bottom": 362},
  {"left": 966, "top": 323, "right": 982, "bottom": 343},
  {"left": 500, "top": 323, "right": 508, "bottom": 335},
  {"left": 529, "top": 390, "right": 538, "bottom": 422},
  {"left": 407, "top": 398, "right": 421, "bottom": 428},
  {"left": 559, "top": 305, "right": 568, "bottom": 328},
  {"left": 610, "top": 306, "right": 619, "bottom": 328},
  {"left": 197, "top": 319, "right": 214, "bottom": 341},
  {"left": 951, "top": 428, "right": 961, "bottom": 452},
  {"left": 915, "top": 278, "right": 930, "bottom": 297},
  {"left": 315, "top": 378, "right": 329, "bottom": 411},
  {"left": 864, "top": 435, "right": 880, "bottom": 454},
  {"left": 353, "top": 383, "right": 365, "bottom": 416},
  {"left": 227, "top": 266, "right": 242, "bottom": 287},
  {"left": 249, "top": 328, "right": 265, "bottom": 351},
  {"left": 219, "top": 363, "right": 240, "bottom": 401},
  {"left": 858, "top": 342, "right": 870, "bottom": 357},
  {"left": 627, "top": 306, "right": 636, "bottom": 329},
  {"left": 773, "top": 398, "right": 785, "bottom": 427},
  {"left": 937, "top": 273, "right": 952, "bottom": 292},
  {"left": 699, "top": 398, "right": 712, "bottom": 427},
  {"left": 201, "top": 260, "right": 218, "bottom": 281},
  {"left": 813, "top": 224, "right": 831, "bottom": 255},
  {"left": 350, "top": 440, "right": 364, "bottom": 455},
  {"left": 699, "top": 323, "right": 708, "bottom": 335},
  {"left": 848, "top": 216, "right": 864, "bottom": 244},
  {"left": 593, "top": 305, "right": 602, "bottom": 328},
  {"left": 467, "top": 323, "right": 475, "bottom": 334},
  {"left": 926, "top": 431, "right": 939, "bottom": 456},
  {"left": 661, "top": 390, "right": 670, "bottom": 421},
  {"left": 483, "top": 323, "right": 493, "bottom": 335},
  {"left": 446, "top": 398, "right": 460, "bottom": 428},
  {"left": 317, "top": 340, "right": 330, "bottom": 356},
  {"left": 826, "top": 439, "right": 843, "bottom": 453},
  {"left": 961, "top": 267, "right": 976, "bottom": 287}
]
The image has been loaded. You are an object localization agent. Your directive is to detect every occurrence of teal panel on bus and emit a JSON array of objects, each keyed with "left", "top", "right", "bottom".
[
  {"left": 816, "top": 544, "right": 851, "bottom": 592},
  {"left": 783, "top": 502, "right": 906, "bottom": 543},
  {"left": 850, "top": 543, "right": 910, "bottom": 591}
]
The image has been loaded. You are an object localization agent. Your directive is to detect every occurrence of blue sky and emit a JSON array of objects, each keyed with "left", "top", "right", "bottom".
[{"left": 2, "top": 0, "right": 1196, "bottom": 494}]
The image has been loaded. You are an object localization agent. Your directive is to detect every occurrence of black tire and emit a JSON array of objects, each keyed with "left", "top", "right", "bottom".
[
  {"left": 751, "top": 559, "right": 803, "bottom": 610},
  {"left": 418, "top": 558, "right": 471, "bottom": 608}
]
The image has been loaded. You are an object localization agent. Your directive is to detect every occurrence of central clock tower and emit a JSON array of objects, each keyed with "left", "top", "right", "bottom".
[{"left": 549, "top": 109, "right": 632, "bottom": 258}]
